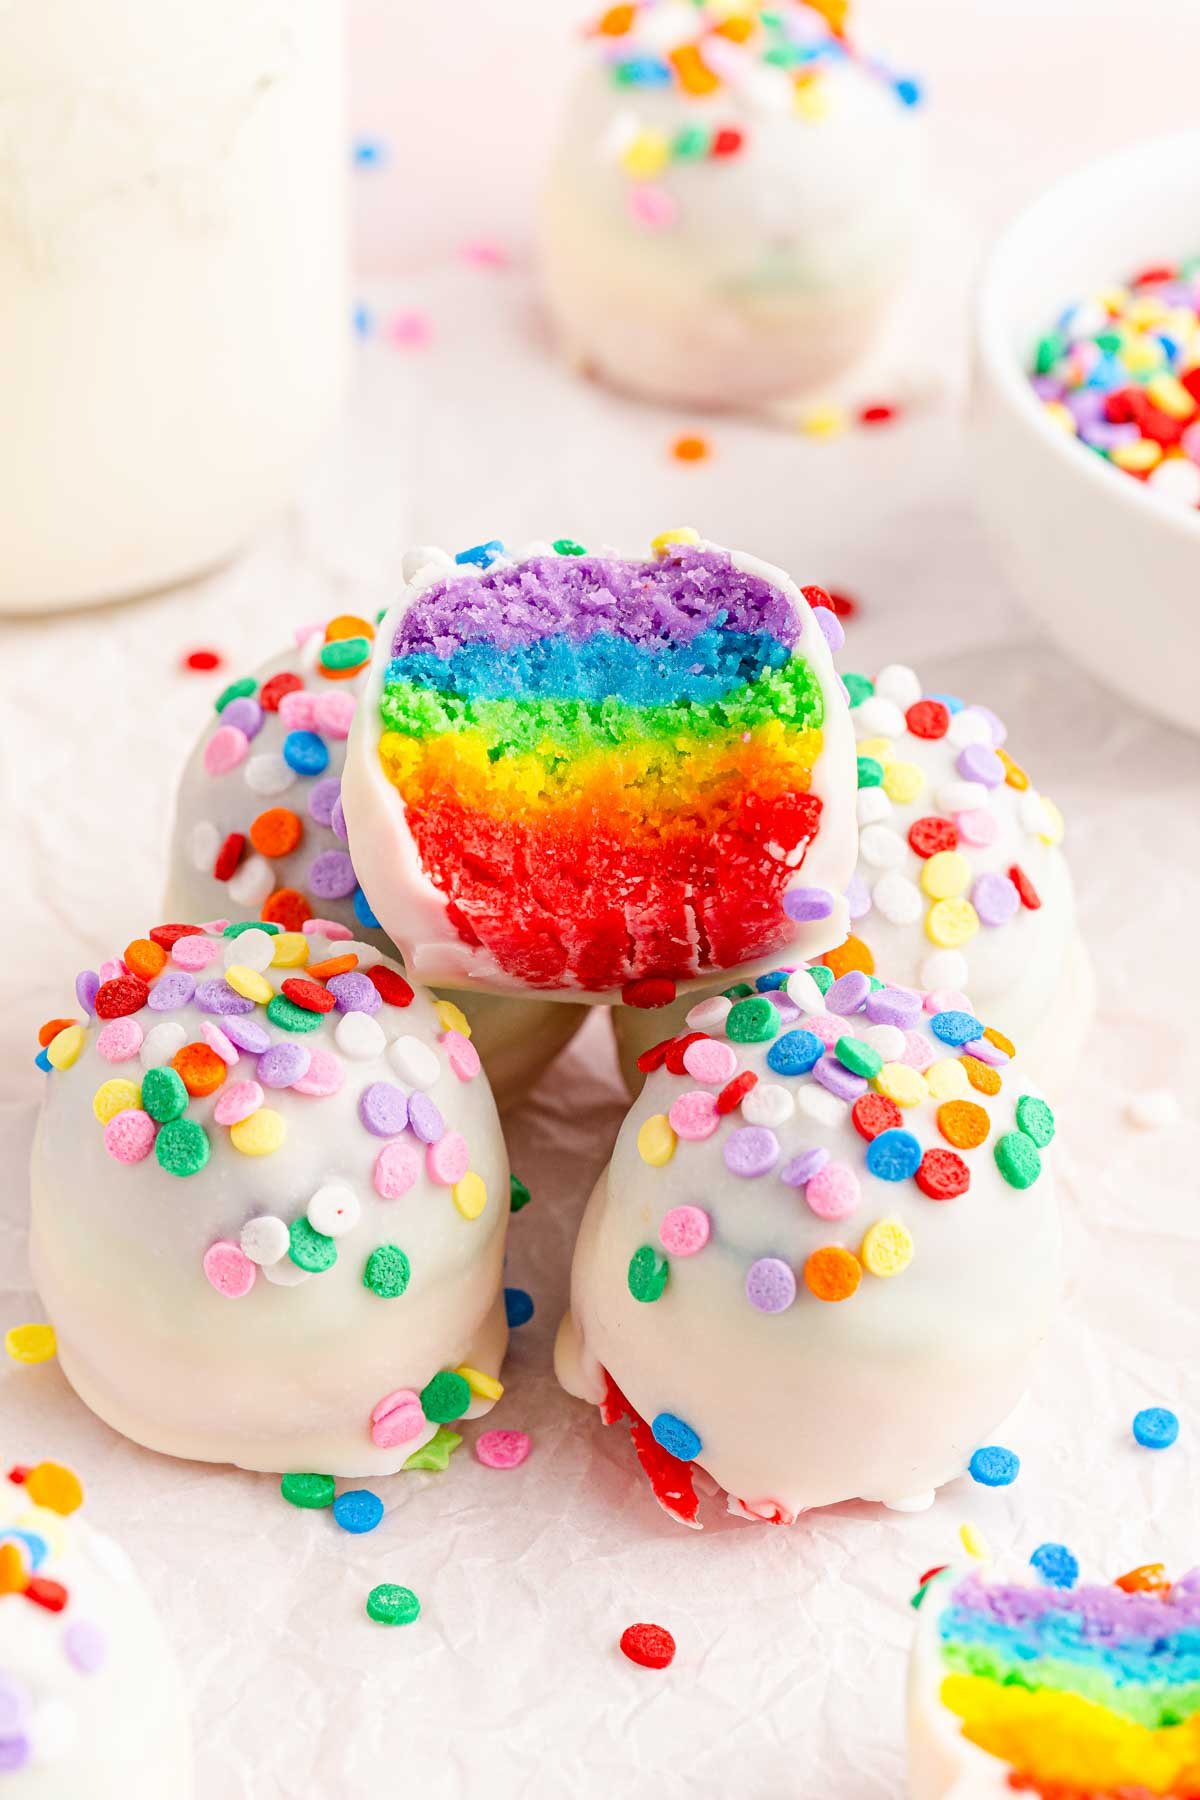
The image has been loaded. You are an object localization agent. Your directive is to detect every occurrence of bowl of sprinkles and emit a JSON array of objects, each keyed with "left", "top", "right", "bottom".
[{"left": 973, "top": 130, "right": 1200, "bottom": 736}]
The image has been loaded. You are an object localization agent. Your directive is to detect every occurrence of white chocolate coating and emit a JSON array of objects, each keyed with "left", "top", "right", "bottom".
[
  {"left": 558, "top": 973, "right": 1060, "bottom": 1520},
  {"left": 540, "top": 5, "right": 924, "bottom": 409},
  {"left": 165, "top": 630, "right": 585, "bottom": 1108},
  {"left": 0, "top": 1474, "right": 192, "bottom": 1796},
  {"left": 30, "top": 930, "right": 510, "bottom": 1475}
]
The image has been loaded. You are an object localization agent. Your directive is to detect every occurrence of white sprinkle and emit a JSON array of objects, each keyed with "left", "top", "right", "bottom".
[
  {"left": 863, "top": 1023, "right": 906, "bottom": 1062},
  {"left": 946, "top": 708, "right": 992, "bottom": 749},
  {"left": 189, "top": 820, "right": 219, "bottom": 874},
  {"left": 741, "top": 1082, "right": 795, "bottom": 1127},
  {"left": 223, "top": 927, "right": 275, "bottom": 973},
  {"left": 859, "top": 824, "right": 907, "bottom": 870},
  {"left": 873, "top": 664, "right": 922, "bottom": 711},
  {"left": 240, "top": 1215, "right": 290, "bottom": 1267},
  {"left": 938, "top": 780, "right": 988, "bottom": 814},
  {"left": 227, "top": 853, "right": 275, "bottom": 909},
  {"left": 244, "top": 753, "right": 296, "bottom": 798},
  {"left": 854, "top": 696, "right": 906, "bottom": 737},
  {"left": 335, "top": 1011, "right": 386, "bottom": 1060},
  {"left": 387, "top": 1034, "right": 441, "bottom": 1089},
  {"left": 856, "top": 787, "right": 892, "bottom": 826},
  {"left": 307, "top": 1183, "right": 362, "bottom": 1237},
  {"left": 139, "top": 1022, "right": 187, "bottom": 1068},
  {"left": 872, "top": 871, "right": 923, "bottom": 924},
  {"left": 1126, "top": 1089, "right": 1182, "bottom": 1131},
  {"left": 785, "top": 970, "right": 826, "bottom": 1014}
]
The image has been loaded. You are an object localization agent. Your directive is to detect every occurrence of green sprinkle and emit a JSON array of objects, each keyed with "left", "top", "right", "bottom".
[
  {"left": 857, "top": 756, "right": 884, "bottom": 788},
  {"left": 627, "top": 1245, "right": 668, "bottom": 1304},
  {"left": 994, "top": 1130, "right": 1042, "bottom": 1189},
  {"left": 266, "top": 994, "right": 324, "bottom": 1034},
  {"left": 1094, "top": 329, "right": 1122, "bottom": 356},
  {"left": 403, "top": 1426, "right": 461, "bottom": 1472},
  {"left": 141, "top": 1065, "right": 188, "bottom": 1123},
  {"left": 809, "top": 964, "right": 835, "bottom": 996},
  {"left": 843, "top": 672, "right": 874, "bottom": 707},
  {"left": 1034, "top": 331, "right": 1066, "bottom": 375},
  {"left": 154, "top": 1118, "right": 209, "bottom": 1177},
  {"left": 215, "top": 677, "right": 257, "bottom": 713},
  {"left": 420, "top": 1370, "right": 471, "bottom": 1424},
  {"left": 722, "top": 982, "right": 754, "bottom": 1001},
  {"left": 868, "top": 975, "right": 885, "bottom": 991},
  {"left": 320, "top": 636, "right": 370, "bottom": 671},
  {"left": 280, "top": 1472, "right": 335, "bottom": 1509},
  {"left": 551, "top": 538, "right": 586, "bottom": 556},
  {"left": 509, "top": 1173, "right": 531, "bottom": 1213},
  {"left": 673, "top": 124, "right": 710, "bottom": 159},
  {"left": 364, "top": 1244, "right": 411, "bottom": 1299},
  {"left": 726, "top": 995, "right": 780, "bottom": 1043},
  {"left": 835, "top": 1036, "right": 883, "bottom": 1079},
  {"left": 910, "top": 1581, "right": 932, "bottom": 1610},
  {"left": 224, "top": 920, "right": 281, "bottom": 939},
  {"left": 1015, "top": 1095, "right": 1055, "bottom": 1149},
  {"left": 289, "top": 1217, "right": 338, "bottom": 1272},
  {"left": 366, "top": 1583, "right": 420, "bottom": 1625}
]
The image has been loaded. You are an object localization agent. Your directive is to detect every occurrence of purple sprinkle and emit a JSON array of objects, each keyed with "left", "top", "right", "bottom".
[
  {"left": 812, "top": 1054, "right": 868, "bottom": 1101},
  {"left": 358, "top": 1082, "right": 409, "bottom": 1137},
  {"left": 195, "top": 978, "right": 256, "bottom": 1017},
  {"left": 781, "top": 1146, "right": 830, "bottom": 1187},
  {"left": 1082, "top": 420, "right": 1140, "bottom": 452},
  {"left": 745, "top": 1256, "right": 797, "bottom": 1313},
  {"left": 963, "top": 1036, "right": 1009, "bottom": 1067},
  {"left": 63, "top": 1619, "right": 108, "bottom": 1675},
  {"left": 219, "top": 696, "right": 263, "bottom": 740},
  {"left": 327, "top": 971, "right": 380, "bottom": 1015},
  {"left": 783, "top": 886, "right": 834, "bottom": 925},
  {"left": 147, "top": 969, "right": 197, "bottom": 1012},
  {"left": 844, "top": 874, "right": 871, "bottom": 922},
  {"left": 765, "top": 992, "right": 801, "bottom": 1026},
  {"left": 407, "top": 1091, "right": 445, "bottom": 1144},
  {"left": 955, "top": 743, "right": 1005, "bottom": 789},
  {"left": 865, "top": 985, "right": 922, "bottom": 1029},
  {"left": 723, "top": 1125, "right": 780, "bottom": 1178},
  {"left": 0, "top": 1734, "right": 31, "bottom": 1774},
  {"left": 972, "top": 704, "right": 1007, "bottom": 747},
  {"left": 825, "top": 971, "right": 871, "bottom": 1016},
  {"left": 257, "top": 1042, "right": 312, "bottom": 1088},
  {"left": 308, "top": 849, "right": 358, "bottom": 901},
  {"left": 222, "top": 1016, "right": 271, "bottom": 1055},
  {"left": 972, "top": 871, "right": 1020, "bottom": 927},
  {"left": 815, "top": 608, "right": 844, "bottom": 654},
  {"left": 75, "top": 970, "right": 99, "bottom": 1016},
  {"left": 308, "top": 778, "right": 342, "bottom": 828},
  {"left": 1030, "top": 374, "right": 1064, "bottom": 401},
  {"left": 1064, "top": 388, "right": 1106, "bottom": 428},
  {"left": 331, "top": 794, "right": 349, "bottom": 843},
  {"left": 0, "top": 1679, "right": 29, "bottom": 1736}
]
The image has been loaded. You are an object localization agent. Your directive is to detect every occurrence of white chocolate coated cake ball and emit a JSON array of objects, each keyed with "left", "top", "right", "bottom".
[
  {"left": 558, "top": 966, "right": 1060, "bottom": 1523},
  {"left": 165, "top": 615, "right": 585, "bottom": 1108},
  {"left": 540, "top": 0, "right": 924, "bottom": 409},
  {"left": 30, "top": 924, "right": 511, "bottom": 1476},
  {"left": 0, "top": 1460, "right": 192, "bottom": 1796}
]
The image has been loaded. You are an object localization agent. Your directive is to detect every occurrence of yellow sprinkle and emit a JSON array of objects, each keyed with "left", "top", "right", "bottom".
[
  {"left": 1111, "top": 437, "right": 1162, "bottom": 474},
  {"left": 1042, "top": 401, "right": 1077, "bottom": 435},
  {"left": 793, "top": 72, "right": 829, "bottom": 120},
  {"left": 875, "top": 1062, "right": 928, "bottom": 1107},
  {"left": 920, "top": 850, "right": 971, "bottom": 901},
  {"left": 856, "top": 735, "right": 894, "bottom": 766},
  {"left": 1127, "top": 296, "right": 1169, "bottom": 331},
  {"left": 860, "top": 1217, "right": 914, "bottom": 1278},
  {"left": 25, "top": 1461, "right": 83, "bottom": 1517},
  {"left": 798, "top": 405, "right": 847, "bottom": 439},
  {"left": 270, "top": 932, "right": 310, "bottom": 969},
  {"left": 1097, "top": 285, "right": 1129, "bottom": 315},
  {"left": 224, "top": 964, "right": 274, "bottom": 1004},
  {"left": 4, "top": 1323, "right": 57, "bottom": 1365},
  {"left": 925, "top": 1058, "right": 970, "bottom": 1102},
  {"left": 434, "top": 999, "right": 471, "bottom": 1039},
  {"left": 91, "top": 1077, "right": 140, "bottom": 1124},
  {"left": 455, "top": 1364, "right": 503, "bottom": 1401},
  {"left": 637, "top": 1113, "right": 677, "bottom": 1166},
  {"left": 1037, "top": 796, "right": 1065, "bottom": 847},
  {"left": 651, "top": 527, "right": 700, "bottom": 557},
  {"left": 882, "top": 760, "right": 925, "bottom": 805},
  {"left": 0, "top": 1544, "right": 28, "bottom": 1594},
  {"left": 16, "top": 1506, "right": 66, "bottom": 1558},
  {"left": 229, "top": 1108, "right": 286, "bottom": 1157},
  {"left": 959, "top": 1522, "right": 990, "bottom": 1561},
  {"left": 997, "top": 747, "right": 1029, "bottom": 791},
  {"left": 620, "top": 127, "right": 670, "bottom": 179},
  {"left": 1146, "top": 372, "right": 1195, "bottom": 417},
  {"left": 46, "top": 1024, "right": 87, "bottom": 1070},
  {"left": 452, "top": 1171, "right": 487, "bottom": 1220},
  {"left": 925, "top": 897, "right": 980, "bottom": 949}
]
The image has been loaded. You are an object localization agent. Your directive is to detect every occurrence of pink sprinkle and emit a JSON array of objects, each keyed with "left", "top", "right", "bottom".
[
  {"left": 103, "top": 1109, "right": 156, "bottom": 1165},
  {"left": 202, "top": 1240, "right": 257, "bottom": 1299},
  {"left": 475, "top": 1429, "right": 531, "bottom": 1470},
  {"left": 442, "top": 1030, "right": 480, "bottom": 1081},
  {"left": 294, "top": 621, "right": 323, "bottom": 647},
  {"left": 427, "top": 1131, "right": 469, "bottom": 1186},
  {"left": 627, "top": 184, "right": 678, "bottom": 231},
  {"left": 801, "top": 1012, "right": 841, "bottom": 1049},
  {"left": 668, "top": 1090, "right": 720, "bottom": 1141},
  {"left": 1181, "top": 419, "right": 1200, "bottom": 466},
  {"left": 659, "top": 1204, "right": 711, "bottom": 1256},
  {"left": 805, "top": 1161, "right": 861, "bottom": 1220},
  {"left": 901, "top": 1029, "right": 936, "bottom": 1070},
  {"left": 924, "top": 988, "right": 971, "bottom": 1015},
  {"left": 197, "top": 919, "right": 229, "bottom": 936},
  {"left": 460, "top": 238, "right": 508, "bottom": 268},
  {"left": 371, "top": 1388, "right": 425, "bottom": 1448},
  {"left": 203, "top": 724, "right": 249, "bottom": 776},
  {"left": 955, "top": 807, "right": 998, "bottom": 848},
  {"left": 202, "top": 1021, "right": 239, "bottom": 1066},
  {"left": 388, "top": 309, "right": 433, "bottom": 348},
  {"left": 277, "top": 690, "right": 316, "bottom": 732},
  {"left": 214, "top": 1079, "right": 264, "bottom": 1126},
  {"left": 172, "top": 934, "right": 222, "bottom": 972},
  {"left": 963, "top": 1036, "right": 1009, "bottom": 1067},
  {"left": 291, "top": 1045, "right": 345, "bottom": 1097},
  {"left": 96, "top": 1018, "right": 144, "bottom": 1064},
  {"left": 312, "top": 692, "right": 356, "bottom": 740},
  {"left": 99, "top": 958, "right": 127, "bottom": 982},
  {"left": 682, "top": 1039, "right": 737, "bottom": 1085},
  {"left": 374, "top": 1139, "right": 420, "bottom": 1200},
  {"left": 303, "top": 918, "right": 354, "bottom": 940}
]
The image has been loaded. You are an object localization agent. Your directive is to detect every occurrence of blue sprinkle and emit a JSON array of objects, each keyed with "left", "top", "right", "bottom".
[
  {"left": 766, "top": 1030, "right": 824, "bottom": 1077},
  {"left": 755, "top": 972, "right": 790, "bottom": 993},
  {"left": 282, "top": 730, "right": 329, "bottom": 777},
  {"left": 651, "top": 1412, "right": 701, "bottom": 1462},
  {"left": 928, "top": 692, "right": 963, "bottom": 714},
  {"left": 351, "top": 137, "right": 388, "bottom": 169},
  {"left": 894, "top": 76, "right": 922, "bottom": 107},
  {"left": 616, "top": 55, "right": 672, "bottom": 86},
  {"left": 35, "top": 1050, "right": 52, "bottom": 1073},
  {"left": 865, "top": 1128, "right": 923, "bottom": 1182},
  {"left": 353, "top": 887, "right": 381, "bottom": 929},
  {"left": 1133, "top": 1406, "right": 1179, "bottom": 1450},
  {"left": 968, "top": 1445, "right": 1020, "bottom": 1487},
  {"left": 1030, "top": 1542, "right": 1078, "bottom": 1589},
  {"left": 332, "top": 1489, "right": 385, "bottom": 1535},
  {"left": 455, "top": 540, "right": 506, "bottom": 570},
  {"left": 929, "top": 1009, "right": 985, "bottom": 1046},
  {"left": 0, "top": 1530, "right": 47, "bottom": 1570},
  {"left": 352, "top": 301, "right": 372, "bottom": 338},
  {"left": 504, "top": 1287, "right": 534, "bottom": 1328}
]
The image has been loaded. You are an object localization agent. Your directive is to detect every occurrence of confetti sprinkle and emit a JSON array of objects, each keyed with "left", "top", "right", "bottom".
[
  {"left": 967, "top": 1445, "right": 1020, "bottom": 1488},
  {"left": 1132, "top": 1406, "right": 1179, "bottom": 1451},
  {"left": 620, "top": 1622, "right": 676, "bottom": 1669},
  {"left": 366, "top": 1583, "right": 420, "bottom": 1626},
  {"left": 3, "top": 1324, "right": 56, "bottom": 1365}
]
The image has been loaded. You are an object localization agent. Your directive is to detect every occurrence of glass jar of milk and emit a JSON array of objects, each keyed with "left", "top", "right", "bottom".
[{"left": 0, "top": 0, "right": 346, "bottom": 612}]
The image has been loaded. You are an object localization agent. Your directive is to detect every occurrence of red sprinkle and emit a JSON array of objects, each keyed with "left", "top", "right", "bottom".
[
  {"left": 365, "top": 964, "right": 414, "bottom": 1008},
  {"left": 915, "top": 1148, "right": 970, "bottom": 1201},
  {"left": 620, "top": 1623, "right": 677, "bottom": 1670},
  {"left": 622, "top": 977, "right": 678, "bottom": 1009},
  {"left": 664, "top": 1032, "right": 707, "bottom": 1075},
  {"left": 7, "top": 1467, "right": 30, "bottom": 1486},
  {"left": 917, "top": 1564, "right": 948, "bottom": 1589},
  {"left": 94, "top": 975, "right": 150, "bottom": 1020},
  {"left": 635, "top": 1037, "right": 675, "bottom": 1075},
  {"left": 908, "top": 816, "right": 958, "bottom": 859},
  {"left": 715, "top": 1070, "right": 757, "bottom": 1114},
  {"left": 260, "top": 671, "right": 305, "bottom": 712},
  {"left": 1009, "top": 864, "right": 1042, "bottom": 911},
  {"left": 1130, "top": 264, "right": 1175, "bottom": 286},
  {"left": 183, "top": 648, "right": 222, "bottom": 673},
  {"left": 281, "top": 978, "right": 336, "bottom": 1014},
  {"left": 1182, "top": 367, "right": 1200, "bottom": 407},
  {"left": 149, "top": 923, "right": 199, "bottom": 951},
  {"left": 905, "top": 699, "right": 950, "bottom": 740},
  {"left": 852, "top": 1092, "right": 903, "bottom": 1141},
  {"left": 212, "top": 832, "right": 246, "bottom": 883},
  {"left": 826, "top": 590, "right": 857, "bottom": 618},
  {"left": 24, "top": 1577, "right": 68, "bottom": 1613},
  {"left": 858, "top": 402, "right": 898, "bottom": 426},
  {"left": 801, "top": 585, "right": 833, "bottom": 612},
  {"left": 711, "top": 127, "right": 743, "bottom": 157}
]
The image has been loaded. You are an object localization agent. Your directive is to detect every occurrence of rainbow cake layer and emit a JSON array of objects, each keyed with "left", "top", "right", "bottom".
[
  {"left": 372, "top": 540, "right": 841, "bottom": 994},
  {"left": 932, "top": 1563, "right": 1200, "bottom": 1796}
]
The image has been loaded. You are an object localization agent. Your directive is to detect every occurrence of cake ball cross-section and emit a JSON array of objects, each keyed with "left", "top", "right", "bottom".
[
  {"left": 556, "top": 965, "right": 1060, "bottom": 1525},
  {"left": 30, "top": 923, "right": 511, "bottom": 1476},
  {"left": 341, "top": 534, "right": 857, "bottom": 1004}
]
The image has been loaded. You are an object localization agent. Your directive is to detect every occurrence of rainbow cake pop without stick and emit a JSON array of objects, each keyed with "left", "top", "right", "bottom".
[
  {"left": 166, "top": 615, "right": 585, "bottom": 1109},
  {"left": 30, "top": 923, "right": 510, "bottom": 1476},
  {"left": 557, "top": 962, "right": 1060, "bottom": 1523}
]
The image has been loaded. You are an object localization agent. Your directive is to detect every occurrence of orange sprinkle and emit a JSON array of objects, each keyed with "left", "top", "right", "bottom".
[
  {"left": 323, "top": 613, "right": 375, "bottom": 645},
  {"left": 961, "top": 1056, "right": 1002, "bottom": 1097},
  {"left": 714, "top": 15, "right": 754, "bottom": 40},
  {"left": 937, "top": 1100, "right": 990, "bottom": 1150},
  {"left": 261, "top": 888, "right": 313, "bottom": 932},
  {"left": 123, "top": 938, "right": 167, "bottom": 981},
  {"left": 317, "top": 658, "right": 364, "bottom": 683},
  {"left": 672, "top": 434, "right": 710, "bottom": 463},
  {"left": 803, "top": 1245, "right": 862, "bottom": 1302},
  {"left": 983, "top": 1025, "right": 1016, "bottom": 1058},
  {"left": 25, "top": 1461, "right": 83, "bottom": 1516},
  {"left": 306, "top": 953, "right": 358, "bottom": 980},
  {"left": 172, "top": 1043, "right": 227, "bottom": 1098},
  {"left": 1115, "top": 1563, "right": 1170, "bottom": 1596},
  {"left": 0, "top": 1543, "right": 28, "bottom": 1594},
  {"left": 596, "top": 2, "right": 635, "bottom": 33},
  {"left": 805, "top": 0, "right": 849, "bottom": 33},
  {"left": 670, "top": 42, "right": 720, "bottom": 95},
  {"left": 820, "top": 934, "right": 876, "bottom": 980},
  {"left": 38, "top": 1017, "right": 77, "bottom": 1047},
  {"left": 249, "top": 807, "right": 304, "bottom": 859},
  {"left": 997, "top": 747, "right": 1030, "bottom": 791}
]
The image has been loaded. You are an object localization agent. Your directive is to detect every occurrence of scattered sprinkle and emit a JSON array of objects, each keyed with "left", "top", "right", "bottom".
[
  {"left": 1132, "top": 1406, "right": 1179, "bottom": 1451},
  {"left": 619, "top": 1622, "right": 676, "bottom": 1669}
]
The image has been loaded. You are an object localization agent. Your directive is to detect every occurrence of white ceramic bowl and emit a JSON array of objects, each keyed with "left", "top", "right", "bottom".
[{"left": 972, "top": 131, "right": 1200, "bottom": 734}]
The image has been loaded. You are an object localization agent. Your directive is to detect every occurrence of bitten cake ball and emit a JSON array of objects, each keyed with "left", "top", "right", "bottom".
[
  {"left": 30, "top": 923, "right": 511, "bottom": 1476},
  {"left": 540, "top": 0, "right": 924, "bottom": 410},
  {"left": 909, "top": 1555, "right": 1200, "bottom": 1797},
  {"left": 342, "top": 532, "right": 857, "bottom": 1005},
  {"left": 556, "top": 964, "right": 1060, "bottom": 1524},
  {"left": 166, "top": 614, "right": 585, "bottom": 1108},
  {"left": 613, "top": 662, "right": 1094, "bottom": 1095},
  {"left": 0, "top": 1460, "right": 192, "bottom": 1796}
]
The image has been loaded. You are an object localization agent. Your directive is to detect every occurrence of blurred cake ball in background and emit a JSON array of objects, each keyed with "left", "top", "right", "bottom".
[
  {"left": 539, "top": 0, "right": 924, "bottom": 410},
  {"left": 167, "top": 614, "right": 585, "bottom": 1109}
]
